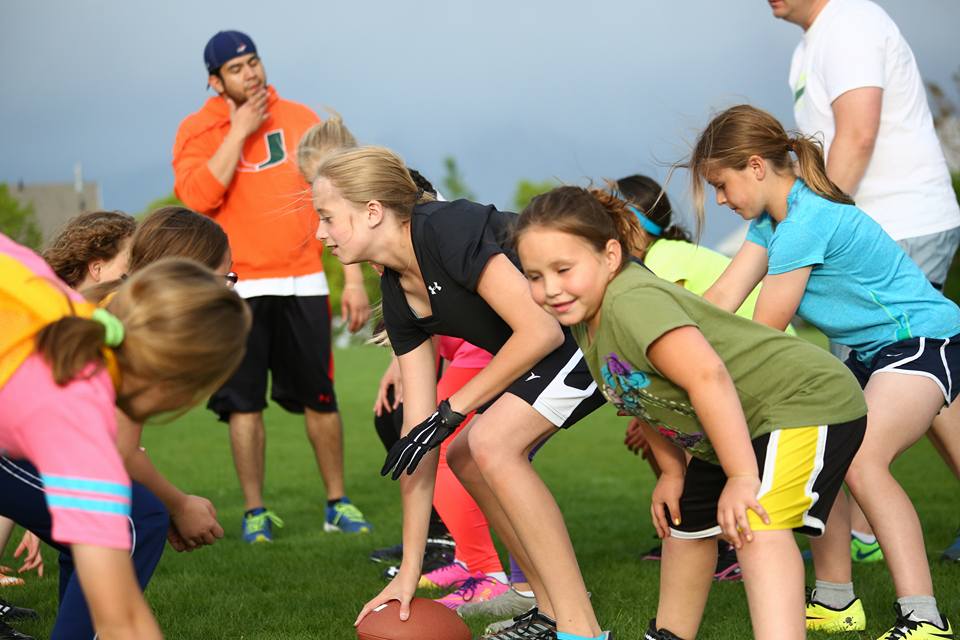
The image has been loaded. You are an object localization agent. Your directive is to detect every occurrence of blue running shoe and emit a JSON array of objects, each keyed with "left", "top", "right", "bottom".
[
  {"left": 942, "top": 528, "right": 960, "bottom": 562},
  {"left": 325, "top": 497, "right": 372, "bottom": 534},
  {"left": 242, "top": 507, "right": 283, "bottom": 543}
]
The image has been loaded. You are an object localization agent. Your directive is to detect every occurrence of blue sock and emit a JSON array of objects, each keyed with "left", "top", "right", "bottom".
[{"left": 556, "top": 633, "right": 608, "bottom": 640}]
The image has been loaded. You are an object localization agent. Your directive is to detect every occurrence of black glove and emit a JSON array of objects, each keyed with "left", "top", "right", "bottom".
[{"left": 381, "top": 400, "right": 467, "bottom": 480}]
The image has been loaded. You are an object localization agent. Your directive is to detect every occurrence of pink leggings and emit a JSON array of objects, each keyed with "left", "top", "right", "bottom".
[{"left": 435, "top": 366, "right": 503, "bottom": 575}]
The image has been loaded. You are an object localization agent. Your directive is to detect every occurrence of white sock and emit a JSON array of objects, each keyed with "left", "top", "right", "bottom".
[
  {"left": 514, "top": 588, "right": 535, "bottom": 597},
  {"left": 486, "top": 571, "right": 508, "bottom": 583},
  {"left": 898, "top": 596, "right": 944, "bottom": 627},
  {"left": 851, "top": 529, "right": 877, "bottom": 544}
]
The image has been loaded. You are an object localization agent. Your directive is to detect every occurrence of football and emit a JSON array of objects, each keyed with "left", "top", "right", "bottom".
[{"left": 356, "top": 598, "right": 471, "bottom": 640}]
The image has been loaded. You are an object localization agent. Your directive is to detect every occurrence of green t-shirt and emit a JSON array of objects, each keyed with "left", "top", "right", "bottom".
[
  {"left": 572, "top": 263, "right": 866, "bottom": 464},
  {"left": 644, "top": 239, "right": 795, "bottom": 335}
]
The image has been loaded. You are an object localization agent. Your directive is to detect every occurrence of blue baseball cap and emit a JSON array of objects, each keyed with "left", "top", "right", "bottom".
[{"left": 204, "top": 30, "right": 257, "bottom": 74}]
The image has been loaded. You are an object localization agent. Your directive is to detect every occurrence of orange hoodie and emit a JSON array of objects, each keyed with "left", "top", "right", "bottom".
[{"left": 172, "top": 86, "right": 323, "bottom": 280}]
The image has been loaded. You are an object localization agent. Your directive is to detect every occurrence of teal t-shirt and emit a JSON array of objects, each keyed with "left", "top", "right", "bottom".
[
  {"left": 572, "top": 263, "right": 867, "bottom": 464},
  {"left": 747, "top": 180, "right": 960, "bottom": 363}
]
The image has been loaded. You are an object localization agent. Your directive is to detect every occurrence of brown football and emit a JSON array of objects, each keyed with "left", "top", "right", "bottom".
[{"left": 356, "top": 598, "right": 471, "bottom": 640}]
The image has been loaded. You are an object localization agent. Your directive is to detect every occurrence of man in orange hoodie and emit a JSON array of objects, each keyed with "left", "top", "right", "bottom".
[{"left": 172, "top": 31, "right": 373, "bottom": 542}]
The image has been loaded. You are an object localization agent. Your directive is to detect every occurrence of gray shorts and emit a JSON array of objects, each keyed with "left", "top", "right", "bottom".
[{"left": 896, "top": 226, "right": 960, "bottom": 289}]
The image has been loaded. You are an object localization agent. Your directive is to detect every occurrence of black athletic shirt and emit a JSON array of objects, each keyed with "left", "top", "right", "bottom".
[{"left": 381, "top": 199, "right": 522, "bottom": 356}]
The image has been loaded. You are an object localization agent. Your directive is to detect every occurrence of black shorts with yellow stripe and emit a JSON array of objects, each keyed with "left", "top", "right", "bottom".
[{"left": 668, "top": 416, "right": 866, "bottom": 539}]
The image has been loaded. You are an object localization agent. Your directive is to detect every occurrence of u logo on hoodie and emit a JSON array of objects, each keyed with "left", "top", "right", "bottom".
[{"left": 238, "top": 130, "right": 286, "bottom": 172}]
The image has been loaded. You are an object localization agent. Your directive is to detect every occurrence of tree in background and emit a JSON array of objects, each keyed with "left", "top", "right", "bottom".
[
  {"left": 441, "top": 156, "right": 475, "bottom": 200},
  {"left": 513, "top": 178, "right": 558, "bottom": 212},
  {"left": 0, "top": 183, "right": 42, "bottom": 250},
  {"left": 140, "top": 192, "right": 183, "bottom": 217}
]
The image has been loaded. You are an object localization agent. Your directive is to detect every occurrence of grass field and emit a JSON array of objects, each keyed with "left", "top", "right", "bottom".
[{"left": 4, "top": 343, "right": 960, "bottom": 639}]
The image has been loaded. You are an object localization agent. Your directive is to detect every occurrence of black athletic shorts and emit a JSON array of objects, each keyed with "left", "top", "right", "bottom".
[
  {"left": 846, "top": 333, "right": 960, "bottom": 404},
  {"left": 668, "top": 416, "right": 866, "bottom": 539},
  {"left": 208, "top": 295, "right": 337, "bottom": 421},
  {"left": 500, "top": 330, "right": 606, "bottom": 429}
]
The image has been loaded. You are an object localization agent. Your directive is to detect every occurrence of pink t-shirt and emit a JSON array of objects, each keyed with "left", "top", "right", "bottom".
[
  {"left": 0, "top": 236, "right": 131, "bottom": 550},
  {"left": 437, "top": 337, "right": 493, "bottom": 370}
]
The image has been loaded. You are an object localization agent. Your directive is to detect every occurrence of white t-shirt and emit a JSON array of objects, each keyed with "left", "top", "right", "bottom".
[{"left": 789, "top": 0, "right": 960, "bottom": 240}]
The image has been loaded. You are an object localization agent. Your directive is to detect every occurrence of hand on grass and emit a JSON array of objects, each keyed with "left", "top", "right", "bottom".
[
  {"left": 717, "top": 475, "right": 769, "bottom": 549},
  {"left": 13, "top": 530, "right": 43, "bottom": 577},
  {"left": 650, "top": 472, "right": 685, "bottom": 539},
  {"left": 169, "top": 495, "right": 224, "bottom": 551},
  {"left": 355, "top": 567, "right": 418, "bottom": 625}
]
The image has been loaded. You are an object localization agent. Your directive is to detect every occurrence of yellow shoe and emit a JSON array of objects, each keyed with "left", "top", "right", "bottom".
[
  {"left": 806, "top": 597, "right": 866, "bottom": 632},
  {"left": 876, "top": 604, "right": 953, "bottom": 639}
]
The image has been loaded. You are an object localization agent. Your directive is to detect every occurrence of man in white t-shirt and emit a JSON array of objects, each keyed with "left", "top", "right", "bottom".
[
  {"left": 773, "top": 0, "right": 960, "bottom": 289},
  {"left": 771, "top": 2, "right": 959, "bottom": 638}
]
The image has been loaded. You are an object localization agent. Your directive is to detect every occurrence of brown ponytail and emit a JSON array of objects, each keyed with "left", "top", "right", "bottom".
[
  {"left": 687, "top": 104, "right": 854, "bottom": 219},
  {"left": 789, "top": 135, "right": 854, "bottom": 205},
  {"left": 35, "top": 315, "right": 109, "bottom": 385},
  {"left": 515, "top": 185, "right": 642, "bottom": 272}
]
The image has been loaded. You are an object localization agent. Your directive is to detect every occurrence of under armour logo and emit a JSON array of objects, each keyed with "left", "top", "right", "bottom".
[
  {"left": 525, "top": 372, "right": 541, "bottom": 382},
  {"left": 428, "top": 282, "right": 442, "bottom": 295}
]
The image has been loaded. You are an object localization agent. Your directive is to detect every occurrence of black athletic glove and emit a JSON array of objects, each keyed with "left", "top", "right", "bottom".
[{"left": 381, "top": 400, "right": 467, "bottom": 480}]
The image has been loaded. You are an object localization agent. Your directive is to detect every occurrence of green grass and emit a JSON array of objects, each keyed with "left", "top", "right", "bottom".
[{"left": 4, "top": 344, "right": 959, "bottom": 639}]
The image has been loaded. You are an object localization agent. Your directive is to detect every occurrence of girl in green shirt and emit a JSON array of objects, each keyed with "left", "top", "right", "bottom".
[{"left": 515, "top": 185, "right": 867, "bottom": 640}]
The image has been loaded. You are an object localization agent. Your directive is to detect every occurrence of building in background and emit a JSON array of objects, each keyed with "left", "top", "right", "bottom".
[{"left": 10, "top": 164, "right": 102, "bottom": 243}]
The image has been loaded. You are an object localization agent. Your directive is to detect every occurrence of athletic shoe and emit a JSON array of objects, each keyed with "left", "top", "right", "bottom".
[
  {"left": 242, "top": 508, "right": 283, "bottom": 543},
  {"left": 644, "top": 618, "right": 685, "bottom": 640},
  {"left": 324, "top": 498, "right": 371, "bottom": 534},
  {"left": 941, "top": 529, "right": 960, "bottom": 562},
  {"left": 0, "top": 600, "right": 36, "bottom": 622},
  {"left": 436, "top": 575, "right": 509, "bottom": 610},
  {"left": 806, "top": 592, "right": 866, "bottom": 632},
  {"left": 0, "top": 621, "right": 32, "bottom": 640},
  {"left": 483, "top": 607, "right": 556, "bottom": 639},
  {"left": 419, "top": 560, "right": 471, "bottom": 589},
  {"left": 457, "top": 586, "right": 537, "bottom": 618},
  {"left": 713, "top": 541, "right": 741, "bottom": 581},
  {"left": 369, "top": 534, "right": 455, "bottom": 564},
  {"left": 851, "top": 536, "right": 884, "bottom": 563},
  {"left": 876, "top": 604, "right": 953, "bottom": 639},
  {"left": 641, "top": 544, "right": 662, "bottom": 561}
]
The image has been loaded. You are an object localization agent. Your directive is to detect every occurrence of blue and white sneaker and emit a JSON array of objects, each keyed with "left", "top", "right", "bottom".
[
  {"left": 324, "top": 497, "right": 372, "bottom": 534},
  {"left": 242, "top": 507, "right": 284, "bottom": 543},
  {"left": 943, "top": 528, "right": 960, "bottom": 562}
]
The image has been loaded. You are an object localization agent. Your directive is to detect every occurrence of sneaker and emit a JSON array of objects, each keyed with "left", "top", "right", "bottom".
[
  {"left": 483, "top": 607, "right": 556, "bottom": 639},
  {"left": 369, "top": 534, "right": 455, "bottom": 564},
  {"left": 713, "top": 541, "right": 741, "bottom": 581},
  {"left": 436, "top": 575, "right": 509, "bottom": 611},
  {"left": 641, "top": 544, "right": 662, "bottom": 561},
  {"left": 876, "top": 604, "right": 953, "bottom": 639},
  {"left": 851, "top": 535, "right": 884, "bottom": 563},
  {"left": 806, "top": 592, "right": 866, "bottom": 632},
  {"left": 941, "top": 529, "right": 960, "bottom": 562},
  {"left": 419, "top": 561, "right": 472, "bottom": 589},
  {"left": 0, "top": 621, "right": 33, "bottom": 640},
  {"left": 645, "top": 619, "right": 685, "bottom": 640},
  {"left": 242, "top": 508, "right": 283, "bottom": 543},
  {"left": 0, "top": 601, "right": 36, "bottom": 622},
  {"left": 324, "top": 498, "right": 371, "bottom": 534},
  {"left": 458, "top": 586, "right": 537, "bottom": 618}
]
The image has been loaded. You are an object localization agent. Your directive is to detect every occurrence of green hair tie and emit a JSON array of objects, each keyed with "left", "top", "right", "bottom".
[{"left": 91, "top": 308, "right": 125, "bottom": 348}]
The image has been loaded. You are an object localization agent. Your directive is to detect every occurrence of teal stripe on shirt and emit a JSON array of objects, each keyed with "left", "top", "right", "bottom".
[
  {"left": 41, "top": 474, "right": 131, "bottom": 500},
  {"left": 46, "top": 495, "right": 130, "bottom": 516}
]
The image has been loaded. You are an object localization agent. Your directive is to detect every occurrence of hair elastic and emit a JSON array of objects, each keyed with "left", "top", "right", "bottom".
[
  {"left": 627, "top": 205, "right": 663, "bottom": 237},
  {"left": 91, "top": 308, "right": 125, "bottom": 347}
]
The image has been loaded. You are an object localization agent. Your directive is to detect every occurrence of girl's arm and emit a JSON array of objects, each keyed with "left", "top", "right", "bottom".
[
  {"left": 702, "top": 242, "right": 769, "bottom": 313},
  {"left": 72, "top": 544, "right": 162, "bottom": 639},
  {"left": 752, "top": 268, "right": 812, "bottom": 332},
  {"left": 446, "top": 254, "right": 564, "bottom": 414},
  {"left": 357, "top": 338, "right": 439, "bottom": 624},
  {"left": 116, "top": 413, "right": 223, "bottom": 550},
  {"left": 647, "top": 326, "right": 769, "bottom": 547}
]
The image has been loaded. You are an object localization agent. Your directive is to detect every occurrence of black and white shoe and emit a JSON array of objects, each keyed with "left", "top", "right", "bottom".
[
  {"left": 483, "top": 607, "right": 557, "bottom": 639},
  {"left": 645, "top": 618, "right": 686, "bottom": 640},
  {"left": 0, "top": 620, "right": 33, "bottom": 640},
  {"left": 0, "top": 601, "right": 36, "bottom": 623}
]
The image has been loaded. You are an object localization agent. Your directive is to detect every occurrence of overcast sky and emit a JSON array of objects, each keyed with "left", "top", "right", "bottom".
[{"left": 3, "top": 0, "right": 959, "bottom": 246}]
